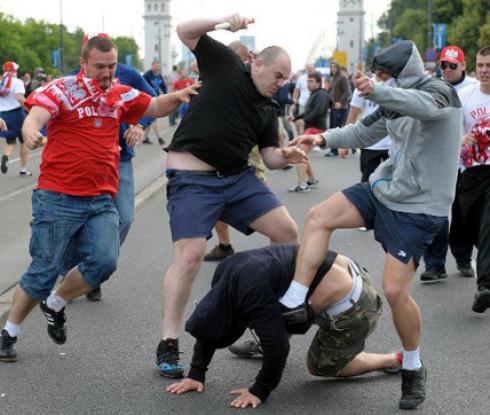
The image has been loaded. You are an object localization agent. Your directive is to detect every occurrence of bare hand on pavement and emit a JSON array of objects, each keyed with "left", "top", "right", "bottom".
[
  {"left": 166, "top": 378, "right": 204, "bottom": 394},
  {"left": 229, "top": 388, "right": 262, "bottom": 409}
]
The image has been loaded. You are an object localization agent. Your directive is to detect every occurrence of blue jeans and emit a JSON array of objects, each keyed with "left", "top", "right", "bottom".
[
  {"left": 60, "top": 160, "right": 135, "bottom": 276},
  {"left": 20, "top": 189, "right": 120, "bottom": 300}
]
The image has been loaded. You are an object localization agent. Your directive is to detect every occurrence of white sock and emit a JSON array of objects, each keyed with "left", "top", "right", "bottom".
[
  {"left": 402, "top": 347, "right": 422, "bottom": 370},
  {"left": 4, "top": 320, "right": 21, "bottom": 337},
  {"left": 279, "top": 281, "right": 309, "bottom": 308},
  {"left": 46, "top": 292, "right": 69, "bottom": 312},
  {"left": 299, "top": 182, "right": 308, "bottom": 189}
]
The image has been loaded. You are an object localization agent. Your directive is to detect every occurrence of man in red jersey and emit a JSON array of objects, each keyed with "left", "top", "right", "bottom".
[{"left": 0, "top": 34, "right": 199, "bottom": 363}]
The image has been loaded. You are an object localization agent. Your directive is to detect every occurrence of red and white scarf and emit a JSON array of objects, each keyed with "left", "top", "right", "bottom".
[{"left": 0, "top": 71, "right": 17, "bottom": 97}]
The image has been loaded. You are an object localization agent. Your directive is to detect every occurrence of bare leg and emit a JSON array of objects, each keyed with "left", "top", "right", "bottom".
[
  {"left": 249, "top": 205, "right": 299, "bottom": 244},
  {"left": 56, "top": 266, "right": 93, "bottom": 301},
  {"left": 306, "top": 161, "right": 316, "bottom": 181},
  {"left": 3, "top": 142, "right": 16, "bottom": 158},
  {"left": 293, "top": 192, "right": 364, "bottom": 286},
  {"left": 382, "top": 255, "right": 420, "bottom": 350},
  {"left": 215, "top": 221, "right": 231, "bottom": 245},
  {"left": 295, "top": 163, "right": 308, "bottom": 184},
  {"left": 338, "top": 352, "right": 400, "bottom": 377},
  {"left": 162, "top": 238, "right": 207, "bottom": 339},
  {"left": 19, "top": 142, "right": 29, "bottom": 169},
  {"left": 7, "top": 285, "right": 39, "bottom": 325}
]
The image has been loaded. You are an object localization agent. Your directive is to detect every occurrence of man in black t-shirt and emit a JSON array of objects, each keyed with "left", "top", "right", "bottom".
[
  {"left": 156, "top": 14, "right": 309, "bottom": 379},
  {"left": 165, "top": 244, "right": 400, "bottom": 408}
]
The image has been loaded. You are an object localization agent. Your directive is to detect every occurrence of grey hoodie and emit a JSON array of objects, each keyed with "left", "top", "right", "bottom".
[{"left": 325, "top": 41, "right": 462, "bottom": 217}]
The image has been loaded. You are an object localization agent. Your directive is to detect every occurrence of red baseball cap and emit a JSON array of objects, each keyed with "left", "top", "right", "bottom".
[
  {"left": 82, "top": 32, "right": 111, "bottom": 47},
  {"left": 439, "top": 46, "right": 465, "bottom": 64},
  {"left": 2, "top": 61, "right": 19, "bottom": 72}
]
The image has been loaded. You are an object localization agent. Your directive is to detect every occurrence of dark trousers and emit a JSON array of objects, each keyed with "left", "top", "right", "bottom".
[
  {"left": 329, "top": 108, "right": 349, "bottom": 156},
  {"left": 360, "top": 149, "right": 389, "bottom": 183},
  {"left": 423, "top": 172, "right": 474, "bottom": 270},
  {"left": 458, "top": 167, "right": 490, "bottom": 288}
]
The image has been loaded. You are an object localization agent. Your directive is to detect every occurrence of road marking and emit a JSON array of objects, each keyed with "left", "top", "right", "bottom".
[{"left": 0, "top": 184, "right": 36, "bottom": 202}]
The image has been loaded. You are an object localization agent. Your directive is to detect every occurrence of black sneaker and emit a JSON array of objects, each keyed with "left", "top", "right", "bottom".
[
  {"left": 19, "top": 170, "right": 33, "bottom": 177},
  {"left": 457, "top": 264, "right": 475, "bottom": 278},
  {"left": 229, "top": 339, "right": 263, "bottom": 358},
  {"left": 158, "top": 137, "right": 165, "bottom": 145},
  {"left": 472, "top": 288, "right": 490, "bottom": 313},
  {"left": 1, "top": 155, "right": 8, "bottom": 174},
  {"left": 420, "top": 266, "right": 448, "bottom": 282},
  {"left": 39, "top": 301, "right": 67, "bottom": 345},
  {"left": 306, "top": 179, "right": 319, "bottom": 187},
  {"left": 86, "top": 286, "right": 102, "bottom": 301},
  {"left": 156, "top": 338, "right": 184, "bottom": 378},
  {"left": 279, "top": 303, "right": 314, "bottom": 334},
  {"left": 0, "top": 329, "right": 17, "bottom": 362},
  {"left": 399, "top": 365, "right": 427, "bottom": 409},
  {"left": 142, "top": 138, "right": 153, "bottom": 145}
]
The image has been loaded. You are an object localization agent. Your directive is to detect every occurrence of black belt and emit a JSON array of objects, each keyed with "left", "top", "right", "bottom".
[{"left": 166, "top": 167, "right": 250, "bottom": 179}]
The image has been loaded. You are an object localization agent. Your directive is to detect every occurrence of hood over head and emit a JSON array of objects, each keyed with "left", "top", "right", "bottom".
[{"left": 370, "top": 40, "right": 427, "bottom": 89}]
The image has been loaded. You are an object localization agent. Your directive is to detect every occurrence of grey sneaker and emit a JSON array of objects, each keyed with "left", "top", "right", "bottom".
[
  {"left": 0, "top": 329, "right": 17, "bottom": 362},
  {"left": 306, "top": 179, "right": 319, "bottom": 187},
  {"left": 229, "top": 339, "right": 263, "bottom": 358},
  {"left": 457, "top": 264, "right": 475, "bottom": 278},
  {"left": 420, "top": 267, "right": 448, "bottom": 282},
  {"left": 288, "top": 185, "right": 310, "bottom": 193},
  {"left": 399, "top": 365, "right": 427, "bottom": 409}
]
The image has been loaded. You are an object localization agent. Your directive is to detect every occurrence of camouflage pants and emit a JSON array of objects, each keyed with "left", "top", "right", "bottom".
[
  {"left": 307, "top": 266, "right": 382, "bottom": 377},
  {"left": 248, "top": 145, "right": 267, "bottom": 182}
]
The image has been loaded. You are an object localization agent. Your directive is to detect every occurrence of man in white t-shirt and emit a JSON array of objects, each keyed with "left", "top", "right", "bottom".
[
  {"left": 420, "top": 46, "right": 479, "bottom": 282},
  {"left": 291, "top": 63, "right": 315, "bottom": 134},
  {"left": 0, "top": 61, "right": 31, "bottom": 176},
  {"left": 453, "top": 45, "right": 490, "bottom": 313}
]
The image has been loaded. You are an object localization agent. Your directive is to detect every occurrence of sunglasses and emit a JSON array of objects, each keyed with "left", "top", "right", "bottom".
[{"left": 441, "top": 62, "right": 458, "bottom": 70}]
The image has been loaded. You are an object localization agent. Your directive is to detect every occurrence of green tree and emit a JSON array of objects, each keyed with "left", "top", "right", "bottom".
[{"left": 448, "top": 0, "right": 490, "bottom": 70}]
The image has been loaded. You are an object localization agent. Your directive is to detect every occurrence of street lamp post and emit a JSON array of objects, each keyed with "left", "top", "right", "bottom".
[
  {"left": 427, "top": 0, "right": 433, "bottom": 50},
  {"left": 60, "top": 0, "right": 65, "bottom": 74}
]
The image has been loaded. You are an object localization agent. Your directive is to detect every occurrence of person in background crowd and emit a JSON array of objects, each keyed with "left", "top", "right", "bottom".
[
  {"left": 143, "top": 61, "right": 168, "bottom": 145},
  {"left": 420, "top": 45, "right": 478, "bottom": 282},
  {"left": 0, "top": 61, "right": 31, "bottom": 176}
]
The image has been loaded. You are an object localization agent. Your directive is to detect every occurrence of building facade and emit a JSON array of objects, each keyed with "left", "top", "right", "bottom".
[
  {"left": 337, "top": 0, "right": 365, "bottom": 73},
  {"left": 143, "top": 0, "right": 173, "bottom": 74}
]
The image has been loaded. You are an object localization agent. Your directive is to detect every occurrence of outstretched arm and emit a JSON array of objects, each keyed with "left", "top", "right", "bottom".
[{"left": 142, "top": 83, "right": 201, "bottom": 118}]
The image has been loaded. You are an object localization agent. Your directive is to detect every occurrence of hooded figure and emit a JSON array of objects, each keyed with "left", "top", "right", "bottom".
[{"left": 327, "top": 40, "right": 462, "bottom": 218}]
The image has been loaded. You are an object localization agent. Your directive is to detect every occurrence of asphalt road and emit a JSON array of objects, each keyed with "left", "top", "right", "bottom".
[{"left": 0, "top": 129, "right": 489, "bottom": 415}]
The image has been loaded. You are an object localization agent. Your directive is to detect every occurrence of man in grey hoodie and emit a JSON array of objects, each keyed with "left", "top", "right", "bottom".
[{"left": 282, "top": 41, "right": 462, "bottom": 410}]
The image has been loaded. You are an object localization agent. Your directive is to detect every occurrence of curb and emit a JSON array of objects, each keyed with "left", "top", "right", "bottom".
[{"left": 0, "top": 175, "right": 168, "bottom": 327}]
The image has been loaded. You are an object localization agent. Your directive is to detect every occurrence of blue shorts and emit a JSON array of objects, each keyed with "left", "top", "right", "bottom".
[
  {"left": 166, "top": 167, "right": 283, "bottom": 242},
  {"left": 0, "top": 107, "right": 25, "bottom": 141},
  {"left": 20, "top": 189, "right": 120, "bottom": 300},
  {"left": 342, "top": 182, "right": 446, "bottom": 266}
]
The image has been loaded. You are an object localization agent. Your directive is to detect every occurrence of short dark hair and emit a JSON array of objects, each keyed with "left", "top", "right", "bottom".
[
  {"left": 308, "top": 71, "right": 322, "bottom": 84},
  {"left": 477, "top": 46, "right": 490, "bottom": 57},
  {"left": 82, "top": 36, "right": 117, "bottom": 60}
]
